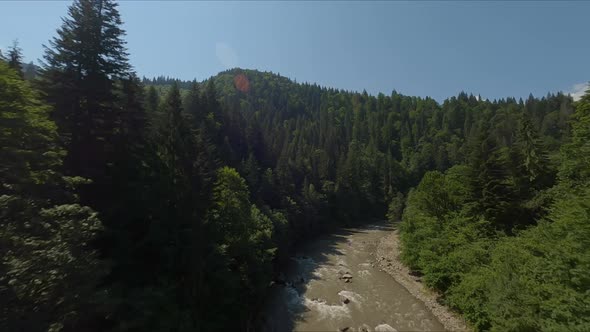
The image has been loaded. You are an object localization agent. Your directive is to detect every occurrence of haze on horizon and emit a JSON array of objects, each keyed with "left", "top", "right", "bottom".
[{"left": 1, "top": 1, "right": 588, "bottom": 101}]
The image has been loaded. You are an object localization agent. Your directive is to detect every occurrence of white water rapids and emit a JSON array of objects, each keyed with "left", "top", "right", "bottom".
[{"left": 261, "top": 223, "right": 445, "bottom": 332}]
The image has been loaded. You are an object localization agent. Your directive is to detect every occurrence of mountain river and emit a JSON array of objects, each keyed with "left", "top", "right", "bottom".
[{"left": 260, "top": 223, "right": 445, "bottom": 332}]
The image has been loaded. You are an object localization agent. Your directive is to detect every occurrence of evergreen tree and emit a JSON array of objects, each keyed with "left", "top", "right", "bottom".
[
  {"left": 515, "top": 113, "right": 551, "bottom": 187},
  {"left": 468, "top": 127, "right": 516, "bottom": 230},
  {"left": 0, "top": 60, "right": 103, "bottom": 332},
  {"left": 559, "top": 87, "right": 590, "bottom": 189},
  {"left": 0, "top": 62, "right": 61, "bottom": 196},
  {"left": 184, "top": 80, "right": 203, "bottom": 122},
  {"left": 7, "top": 40, "right": 23, "bottom": 77},
  {"left": 205, "top": 166, "right": 275, "bottom": 329},
  {"left": 146, "top": 85, "right": 160, "bottom": 114},
  {"left": 39, "top": 0, "right": 131, "bottom": 189},
  {"left": 23, "top": 62, "right": 38, "bottom": 81}
]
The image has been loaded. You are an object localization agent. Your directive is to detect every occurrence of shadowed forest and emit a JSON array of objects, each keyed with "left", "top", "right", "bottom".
[{"left": 1, "top": 1, "right": 589, "bottom": 331}]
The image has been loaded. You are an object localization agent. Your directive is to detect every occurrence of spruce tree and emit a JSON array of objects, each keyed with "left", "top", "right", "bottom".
[
  {"left": 39, "top": 0, "right": 131, "bottom": 187},
  {"left": 146, "top": 85, "right": 160, "bottom": 114},
  {"left": 7, "top": 40, "right": 23, "bottom": 77},
  {"left": 468, "top": 126, "right": 516, "bottom": 229},
  {"left": 515, "top": 113, "right": 551, "bottom": 189},
  {"left": 559, "top": 87, "right": 590, "bottom": 189},
  {"left": 184, "top": 80, "right": 203, "bottom": 122}
]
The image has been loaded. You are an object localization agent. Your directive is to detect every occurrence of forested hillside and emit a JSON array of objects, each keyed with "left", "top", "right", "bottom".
[
  {"left": 399, "top": 88, "right": 590, "bottom": 331},
  {"left": 1, "top": 0, "right": 587, "bottom": 331}
]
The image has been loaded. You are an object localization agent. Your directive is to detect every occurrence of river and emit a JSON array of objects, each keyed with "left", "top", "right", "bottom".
[{"left": 260, "top": 223, "right": 445, "bottom": 332}]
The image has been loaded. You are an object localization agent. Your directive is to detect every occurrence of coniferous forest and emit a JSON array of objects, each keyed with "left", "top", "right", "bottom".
[{"left": 1, "top": 1, "right": 589, "bottom": 331}]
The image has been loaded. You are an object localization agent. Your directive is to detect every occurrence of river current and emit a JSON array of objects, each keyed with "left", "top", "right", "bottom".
[{"left": 260, "top": 223, "right": 445, "bottom": 332}]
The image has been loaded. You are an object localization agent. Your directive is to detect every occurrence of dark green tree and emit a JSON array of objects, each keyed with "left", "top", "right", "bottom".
[
  {"left": 145, "top": 85, "right": 160, "bottom": 114},
  {"left": 0, "top": 60, "right": 104, "bottom": 332},
  {"left": 7, "top": 40, "right": 23, "bottom": 77},
  {"left": 39, "top": 0, "right": 131, "bottom": 189}
]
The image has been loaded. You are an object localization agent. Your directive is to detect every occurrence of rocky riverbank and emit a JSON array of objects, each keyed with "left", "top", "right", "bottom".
[{"left": 375, "top": 228, "right": 471, "bottom": 332}]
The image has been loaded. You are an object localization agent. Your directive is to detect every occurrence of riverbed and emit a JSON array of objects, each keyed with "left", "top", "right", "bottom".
[{"left": 260, "top": 223, "right": 446, "bottom": 332}]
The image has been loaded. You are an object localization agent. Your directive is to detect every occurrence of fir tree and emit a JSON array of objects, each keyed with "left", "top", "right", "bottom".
[
  {"left": 39, "top": 0, "right": 131, "bottom": 185},
  {"left": 7, "top": 40, "right": 23, "bottom": 77}
]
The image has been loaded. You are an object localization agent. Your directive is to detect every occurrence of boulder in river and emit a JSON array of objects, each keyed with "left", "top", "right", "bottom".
[
  {"left": 342, "top": 297, "right": 350, "bottom": 304},
  {"left": 339, "top": 327, "right": 350, "bottom": 332},
  {"left": 340, "top": 272, "right": 353, "bottom": 282},
  {"left": 375, "top": 324, "right": 397, "bottom": 332}
]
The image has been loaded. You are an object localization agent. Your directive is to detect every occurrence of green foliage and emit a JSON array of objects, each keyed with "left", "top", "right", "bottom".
[
  {"left": 209, "top": 167, "right": 256, "bottom": 246},
  {"left": 559, "top": 88, "right": 590, "bottom": 189},
  {"left": 6, "top": 40, "right": 23, "bottom": 77},
  {"left": 0, "top": 62, "right": 63, "bottom": 196},
  {"left": 450, "top": 188, "right": 590, "bottom": 332},
  {"left": 401, "top": 92, "right": 590, "bottom": 331},
  {"left": 2, "top": 1, "right": 583, "bottom": 328},
  {"left": 1, "top": 200, "right": 104, "bottom": 331},
  {"left": 400, "top": 166, "right": 492, "bottom": 290},
  {"left": 0, "top": 60, "right": 103, "bottom": 331},
  {"left": 205, "top": 166, "right": 276, "bottom": 328},
  {"left": 386, "top": 191, "right": 405, "bottom": 223},
  {"left": 516, "top": 114, "right": 550, "bottom": 184},
  {"left": 39, "top": 0, "right": 132, "bottom": 186}
]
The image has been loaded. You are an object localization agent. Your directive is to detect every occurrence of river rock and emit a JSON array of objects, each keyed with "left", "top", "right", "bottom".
[
  {"left": 342, "top": 297, "right": 350, "bottom": 304},
  {"left": 339, "top": 327, "right": 350, "bottom": 332},
  {"left": 375, "top": 324, "right": 397, "bottom": 332},
  {"left": 358, "top": 324, "right": 371, "bottom": 332},
  {"left": 340, "top": 272, "right": 353, "bottom": 280}
]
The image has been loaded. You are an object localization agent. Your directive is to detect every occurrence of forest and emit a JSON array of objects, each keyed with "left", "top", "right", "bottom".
[{"left": 1, "top": 0, "right": 588, "bottom": 331}]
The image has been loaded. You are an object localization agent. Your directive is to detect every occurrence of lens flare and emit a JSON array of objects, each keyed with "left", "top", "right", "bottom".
[{"left": 234, "top": 73, "right": 250, "bottom": 93}]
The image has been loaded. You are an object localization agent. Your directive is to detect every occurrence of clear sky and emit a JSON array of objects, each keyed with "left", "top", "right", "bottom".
[{"left": 1, "top": 1, "right": 588, "bottom": 102}]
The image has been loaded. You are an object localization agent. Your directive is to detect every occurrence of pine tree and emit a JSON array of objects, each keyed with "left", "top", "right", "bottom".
[
  {"left": 7, "top": 40, "right": 23, "bottom": 77},
  {"left": 559, "top": 87, "right": 590, "bottom": 189},
  {"left": 515, "top": 113, "right": 551, "bottom": 189},
  {"left": 39, "top": 0, "right": 131, "bottom": 186},
  {"left": 146, "top": 85, "right": 160, "bottom": 114},
  {"left": 204, "top": 79, "right": 220, "bottom": 115},
  {"left": 22, "top": 62, "right": 37, "bottom": 81},
  {"left": 468, "top": 126, "right": 516, "bottom": 229},
  {"left": 184, "top": 80, "right": 203, "bottom": 122},
  {"left": 115, "top": 82, "right": 212, "bottom": 331}
]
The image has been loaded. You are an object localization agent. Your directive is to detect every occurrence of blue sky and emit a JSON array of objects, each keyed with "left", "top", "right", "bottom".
[{"left": 1, "top": 1, "right": 588, "bottom": 102}]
